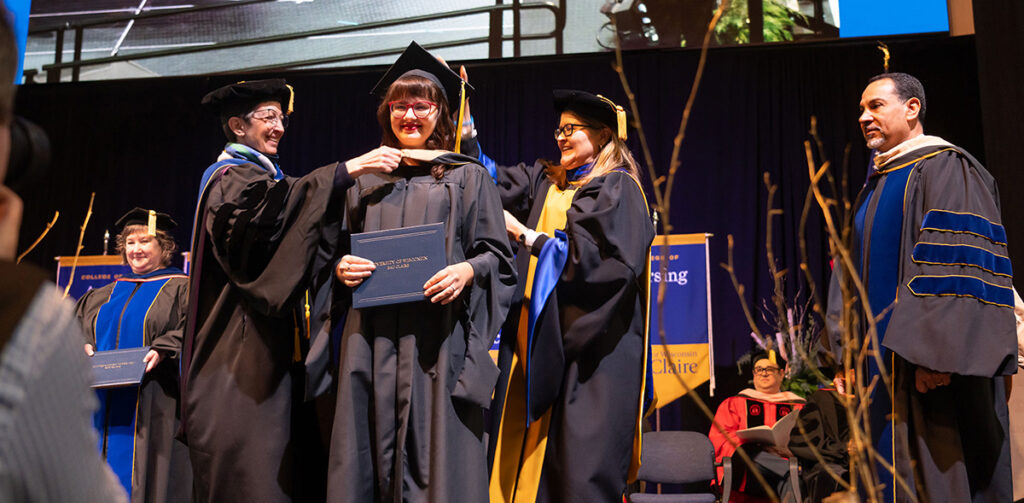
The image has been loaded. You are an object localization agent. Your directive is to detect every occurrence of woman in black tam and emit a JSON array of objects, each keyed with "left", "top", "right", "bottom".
[
  {"left": 186, "top": 79, "right": 395, "bottom": 502},
  {"left": 471, "top": 90, "right": 655, "bottom": 503},
  {"left": 75, "top": 208, "right": 191, "bottom": 502},
  {"left": 329, "top": 42, "right": 516, "bottom": 502}
]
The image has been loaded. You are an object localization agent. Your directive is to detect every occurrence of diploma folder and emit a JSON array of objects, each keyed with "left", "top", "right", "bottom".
[
  {"left": 91, "top": 347, "right": 149, "bottom": 389},
  {"left": 351, "top": 222, "right": 447, "bottom": 308}
]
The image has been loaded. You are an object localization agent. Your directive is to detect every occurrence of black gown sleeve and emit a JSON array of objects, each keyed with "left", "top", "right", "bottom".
[
  {"left": 788, "top": 389, "right": 849, "bottom": 466},
  {"left": 148, "top": 277, "right": 187, "bottom": 359},
  {"left": 558, "top": 171, "right": 654, "bottom": 360},
  {"left": 203, "top": 162, "right": 348, "bottom": 317},
  {"left": 883, "top": 150, "right": 1017, "bottom": 377},
  {"left": 451, "top": 164, "right": 518, "bottom": 407}
]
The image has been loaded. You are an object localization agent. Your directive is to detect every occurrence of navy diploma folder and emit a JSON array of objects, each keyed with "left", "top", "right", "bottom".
[
  {"left": 91, "top": 347, "right": 149, "bottom": 389},
  {"left": 351, "top": 222, "right": 447, "bottom": 308}
]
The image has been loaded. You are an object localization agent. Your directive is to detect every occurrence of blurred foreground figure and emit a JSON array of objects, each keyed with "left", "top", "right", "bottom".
[{"left": 0, "top": 8, "right": 126, "bottom": 503}]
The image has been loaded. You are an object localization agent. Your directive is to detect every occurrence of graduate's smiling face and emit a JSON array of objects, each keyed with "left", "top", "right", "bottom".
[
  {"left": 752, "top": 357, "right": 784, "bottom": 394},
  {"left": 556, "top": 111, "right": 608, "bottom": 170},
  {"left": 389, "top": 94, "right": 438, "bottom": 150},
  {"left": 230, "top": 101, "right": 285, "bottom": 155},
  {"left": 858, "top": 79, "right": 920, "bottom": 152},
  {"left": 124, "top": 231, "right": 164, "bottom": 275}
]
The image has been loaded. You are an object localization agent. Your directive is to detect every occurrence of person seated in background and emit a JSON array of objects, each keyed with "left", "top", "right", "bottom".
[
  {"left": 787, "top": 367, "right": 851, "bottom": 502},
  {"left": 709, "top": 349, "right": 805, "bottom": 502},
  {"left": 74, "top": 208, "right": 191, "bottom": 502}
]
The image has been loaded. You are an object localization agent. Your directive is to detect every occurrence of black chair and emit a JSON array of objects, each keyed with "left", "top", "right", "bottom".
[{"left": 628, "top": 431, "right": 731, "bottom": 503}]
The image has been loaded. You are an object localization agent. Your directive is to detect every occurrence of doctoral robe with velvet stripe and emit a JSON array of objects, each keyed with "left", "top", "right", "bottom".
[
  {"left": 327, "top": 155, "right": 516, "bottom": 503},
  {"left": 836, "top": 142, "right": 1015, "bottom": 502},
  {"left": 182, "top": 159, "right": 349, "bottom": 503},
  {"left": 74, "top": 268, "right": 192, "bottom": 503},
  {"left": 487, "top": 159, "right": 654, "bottom": 503}
]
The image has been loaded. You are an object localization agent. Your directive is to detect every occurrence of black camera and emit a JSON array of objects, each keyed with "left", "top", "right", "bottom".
[{"left": 3, "top": 115, "right": 49, "bottom": 192}]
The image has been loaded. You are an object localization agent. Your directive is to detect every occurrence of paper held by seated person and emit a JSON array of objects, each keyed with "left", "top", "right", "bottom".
[
  {"left": 734, "top": 409, "right": 798, "bottom": 448},
  {"left": 91, "top": 346, "right": 150, "bottom": 389},
  {"left": 351, "top": 222, "right": 447, "bottom": 308}
]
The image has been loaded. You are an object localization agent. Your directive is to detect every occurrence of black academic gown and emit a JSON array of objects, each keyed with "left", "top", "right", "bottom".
[
  {"left": 488, "top": 160, "right": 654, "bottom": 503},
  {"left": 788, "top": 389, "right": 850, "bottom": 501},
  {"left": 326, "top": 155, "right": 516, "bottom": 503},
  {"left": 829, "top": 142, "right": 1016, "bottom": 502},
  {"left": 74, "top": 268, "right": 192, "bottom": 503},
  {"left": 181, "top": 159, "right": 349, "bottom": 503}
]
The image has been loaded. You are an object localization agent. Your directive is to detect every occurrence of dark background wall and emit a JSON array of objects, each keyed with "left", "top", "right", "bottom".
[{"left": 12, "top": 34, "right": 1000, "bottom": 426}]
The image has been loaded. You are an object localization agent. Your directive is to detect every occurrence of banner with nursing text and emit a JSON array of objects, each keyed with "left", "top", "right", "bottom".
[{"left": 648, "top": 233, "right": 715, "bottom": 408}]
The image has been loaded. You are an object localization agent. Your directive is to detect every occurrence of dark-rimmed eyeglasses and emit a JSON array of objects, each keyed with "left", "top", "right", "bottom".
[
  {"left": 753, "top": 366, "right": 781, "bottom": 376},
  {"left": 389, "top": 101, "right": 438, "bottom": 119},
  {"left": 246, "top": 108, "right": 289, "bottom": 129},
  {"left": 554, "top": 123, "right": 594, "bottom": 139}
]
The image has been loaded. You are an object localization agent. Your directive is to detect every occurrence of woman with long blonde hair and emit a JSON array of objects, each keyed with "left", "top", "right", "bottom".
[{"left": 473, "top": 89, "right": 655, "bottom": 503}]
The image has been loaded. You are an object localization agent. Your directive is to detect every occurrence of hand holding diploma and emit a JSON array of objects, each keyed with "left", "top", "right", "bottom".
[
  {"left": 336, "top": 254, "right": 376, "bottom": 287},
  {"left": 143, "top": 349, "right": 161, "bottom": 373}
]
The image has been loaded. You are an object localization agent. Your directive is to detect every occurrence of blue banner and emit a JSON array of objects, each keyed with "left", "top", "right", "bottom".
[
  {"left": 649, "top": 234, "right": 714, "bottom": 407},
  {"left": 55, "top": 255, "right": 131, "bottom": 300}
]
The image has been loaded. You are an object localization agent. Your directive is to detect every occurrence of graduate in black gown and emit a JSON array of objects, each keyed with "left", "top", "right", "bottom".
[
  {"left": 182, "top": 79, "right": 396, "bottom": 502},
  {"left": 75, "top": 208, "right": 192, "bottom": 502},
  {"left": 328, "top": 42, "right": 516, "bottom": 503},
  {"left": 828, "top": 73, "right": 1015, "bottom": 502},
  {"left": 472, "top": 90, "right": 655, "bottom": 503}
]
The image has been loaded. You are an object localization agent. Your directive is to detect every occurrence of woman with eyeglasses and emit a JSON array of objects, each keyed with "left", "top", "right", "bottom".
[
  {"left": 464, "top": 89, "right": 655, "bottom": 503},
  {"left": 708, "top": 350, "right": 806, "bottom": 501},
  {"left": 328, "top": 42, "right": 515, "bottom": 503},
  {"left": 74, "top": 208, "right": 191, "bottom": 503},
  {"left": 185, "top": 79, "right": 397, "bottom": 502}
]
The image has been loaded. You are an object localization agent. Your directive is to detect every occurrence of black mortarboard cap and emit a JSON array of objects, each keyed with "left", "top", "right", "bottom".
[
  {"left": 371, "top": 42, "right": 473, "bottom": 113},
  {"left": 115, "top": 207, "right": 177, "bottom": 236},
  {"left": 201, "top": 79, "right": 294, "bottom": 123},
  {"left": 553, "top": 89, "right": 629, "bottom": 141},
  {"left": 751, "top": 349, "right": 787, "bottom": 369}
]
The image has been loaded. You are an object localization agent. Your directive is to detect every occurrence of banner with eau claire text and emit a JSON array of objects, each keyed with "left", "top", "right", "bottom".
[{"left": 648, "top": 233, "right": 714, "bottom": 407}]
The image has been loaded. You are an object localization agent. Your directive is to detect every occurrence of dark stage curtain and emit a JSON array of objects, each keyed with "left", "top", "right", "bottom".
[{"left": 13, "top": 35, "right": 988, "bottom": 417}]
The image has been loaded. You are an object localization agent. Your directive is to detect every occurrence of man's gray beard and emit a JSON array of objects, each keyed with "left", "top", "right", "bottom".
[{"left": 866, "top": 136, "right": 885, "bottom": 150}]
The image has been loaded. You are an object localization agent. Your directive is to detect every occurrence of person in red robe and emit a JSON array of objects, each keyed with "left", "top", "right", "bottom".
[{"left": 709, "top": 350, "right": 805, "bottom": 502}]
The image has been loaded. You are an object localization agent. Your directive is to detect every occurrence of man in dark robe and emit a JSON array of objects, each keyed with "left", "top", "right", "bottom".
[
  {"left": 829, "top": 72, "right": 1015, "bottom": 502},
  {"left": 181, "top": 79, "right": 395, "bottom": 502}
]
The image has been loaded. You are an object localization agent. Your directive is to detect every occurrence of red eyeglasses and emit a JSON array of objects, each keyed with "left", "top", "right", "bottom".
[{"left": 388, "top": 101, "right": 438, "bottom": 119}]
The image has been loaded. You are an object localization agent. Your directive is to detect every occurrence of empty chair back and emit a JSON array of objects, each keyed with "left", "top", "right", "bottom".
[{"left": 637, "top": 431, "right": 716, "bottom": 484}]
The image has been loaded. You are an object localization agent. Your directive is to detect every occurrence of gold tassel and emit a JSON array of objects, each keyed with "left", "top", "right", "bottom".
[
  {"left": 616, "top": 106, "right": 627, "bottom": 141},
  {"left": 597, "top": 94, "right": 628, "bottom": 141},
  {"left": 304, "top": 290, "right": 311, "bottom": 339},
  {"left": 768, "top": 349, "right": 777, "bottom": 366},
  {"left": 285, "top": 84, "right": 295, "bottom": 115},
  {"left": 147, "top": 209, "right": 157, "bottom": 236},
  {"left": 877, "top": 42, "right": 891, "bottom": 73},
  {"left": 453, "top": 80, "right": 467, "bottom": 154}
]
